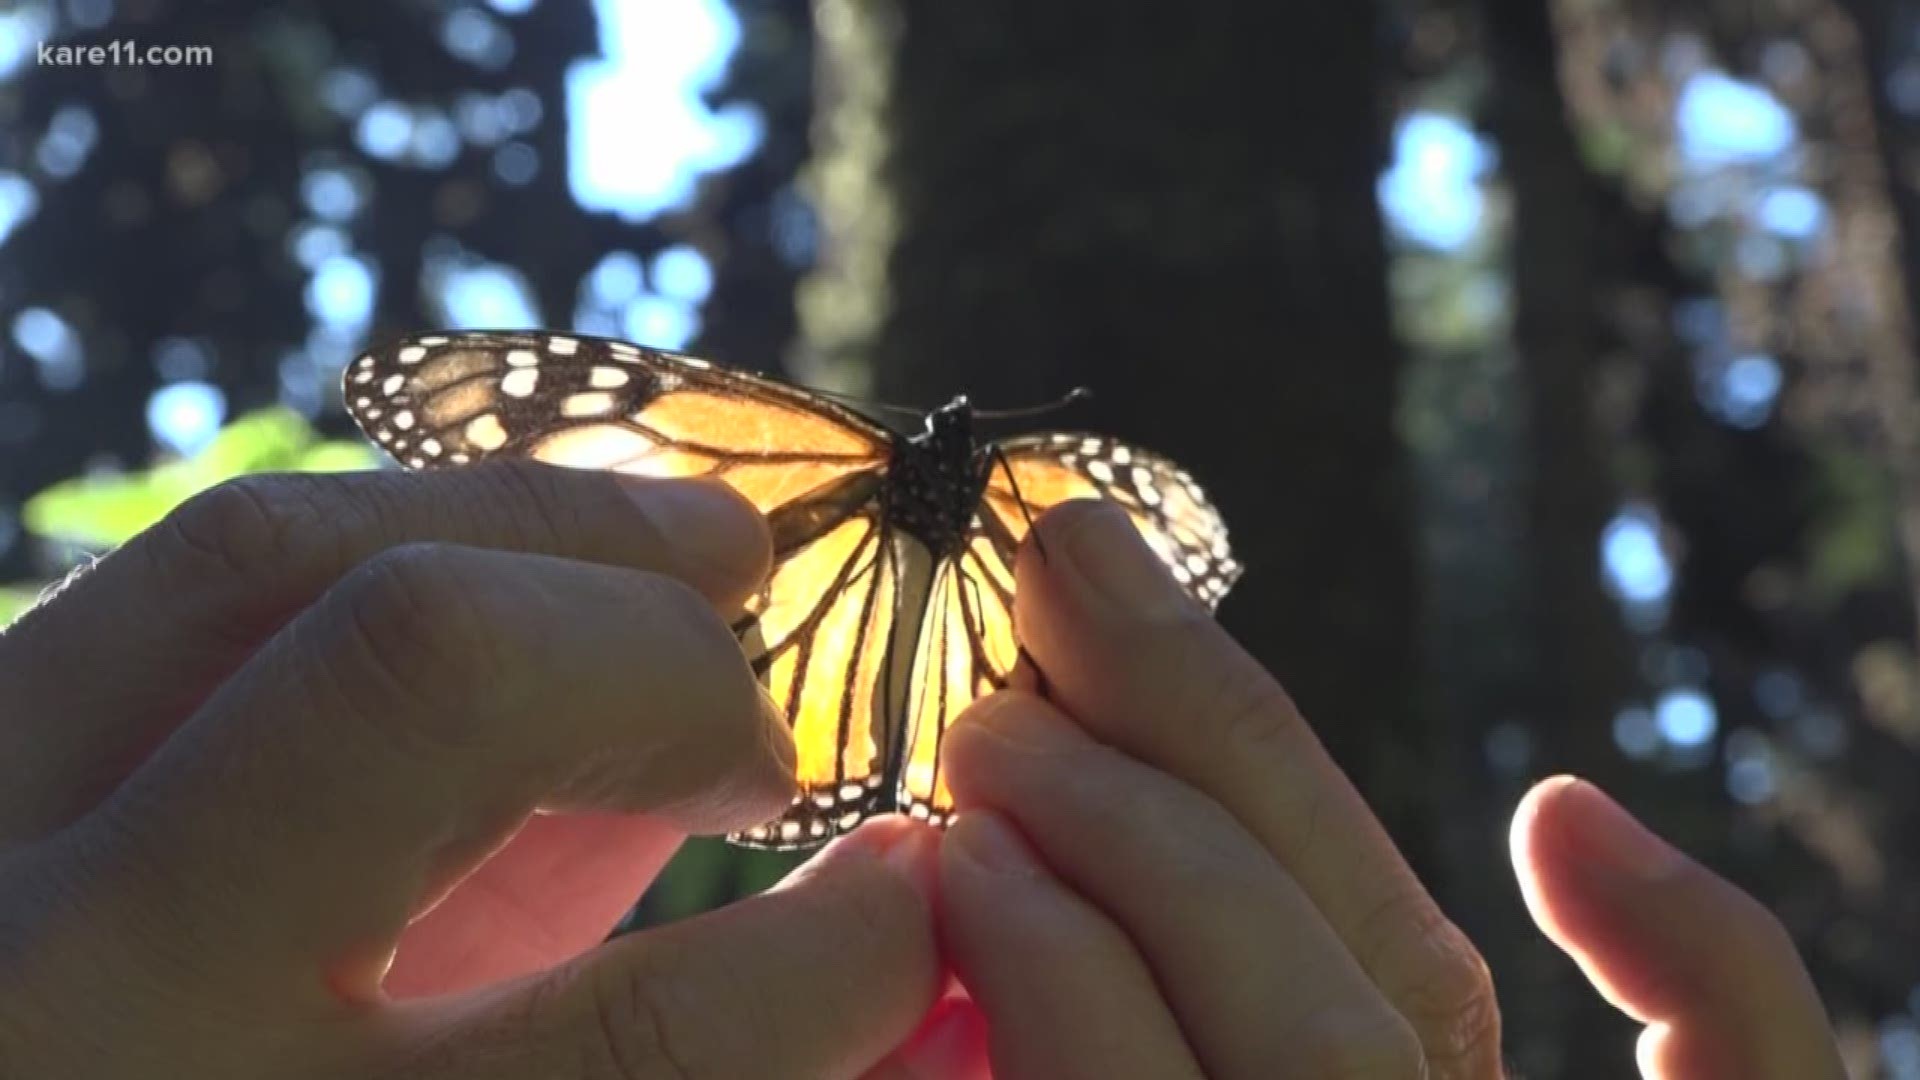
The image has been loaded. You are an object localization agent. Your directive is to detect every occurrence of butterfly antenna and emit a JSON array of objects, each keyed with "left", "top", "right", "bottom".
[{"left": 973, "top": 386, "right": 1092, "bottom": 421}]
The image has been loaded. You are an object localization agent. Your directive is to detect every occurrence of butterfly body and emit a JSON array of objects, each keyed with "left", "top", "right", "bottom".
[
  {"left": 345, "top": 331, "right": 1240, "bottom": 849},
  {"left": 880, "top": 397, "right": 993, "bottom": 557}
]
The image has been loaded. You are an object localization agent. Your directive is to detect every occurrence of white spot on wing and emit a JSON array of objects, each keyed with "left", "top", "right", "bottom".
[
  {"left": 500, "top": 368, "right": 539, "bottom": 398},
  {"left": 465, "top": 413, "right": 508, "bottom": 451}
]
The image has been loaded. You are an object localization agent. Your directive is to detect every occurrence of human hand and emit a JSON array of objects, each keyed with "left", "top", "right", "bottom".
[
  {"left": 875, "top": 500, "right": 1843, "bottom": 1079},
  {"left": 1511, "top": 775, "right": 1844, "bottom": 1079},
  {"left": 0, "top": 461, "right": 942, "bottom": 1078}
]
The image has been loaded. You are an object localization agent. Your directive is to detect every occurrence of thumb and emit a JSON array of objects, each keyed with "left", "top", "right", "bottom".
[
  {"left": 380, "top": 818, "right": 944, "bottom": 1080},
  {"left": 1510, "top": 776, "right": 1843, "bottom": 1080}
]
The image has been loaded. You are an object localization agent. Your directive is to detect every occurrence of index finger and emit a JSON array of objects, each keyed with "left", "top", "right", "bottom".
[
  {"left": 1013, "top": 500, "right": 1501, "bottom": 1076},
  {"left": 0, "top": 461, "right": 770, "bottom": 846},
  {"left": 82, "top": 542, "right": 794, "bottom": 1002}
]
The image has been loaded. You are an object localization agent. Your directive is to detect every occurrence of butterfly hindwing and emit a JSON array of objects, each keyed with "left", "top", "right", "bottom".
[
  {"left": 983, "top": 432, "right": 1241, "bottom": 608},
  {"left": 895, "top": 514, "right": 1023, "bottom": 824}
]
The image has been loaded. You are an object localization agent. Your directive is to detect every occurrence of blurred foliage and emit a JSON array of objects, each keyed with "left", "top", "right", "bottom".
[
  {"left": 0, "top": 586, "right": 37, "bottom": 625},
  {"left": 22, "top": 408, "right": 377, "bottom": 550}
]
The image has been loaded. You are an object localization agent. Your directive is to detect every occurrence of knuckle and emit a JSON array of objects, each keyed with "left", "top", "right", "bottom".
[
  {"left": 1711, "top": 885, "right": 1798, "bottom": 966},
  {"left": 587, "top": 945, "right": 714, "bottom": 1080},
  {"left": 1210, "top": 649, "right": 1301, "bottom": 754},
  {"left": 1287, "top": 1005, "right": 1427, "bottom": 1080},
  {"left": 323, "top": 543, "right": 517, "bottom": 747},
  {"left": 151, "top": 474, "right": 337, "bottom": 587},
  {"left": 470, "top": 458, "right": 592, "bottom": 553},
  {"left": 1367, "top": 901, "right": 1500, "bottom": 1067}
]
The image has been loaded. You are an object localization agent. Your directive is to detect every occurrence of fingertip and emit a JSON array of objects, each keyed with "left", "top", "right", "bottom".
[
  {"left": 1509, "top": 775, "right": 1579, "bottom": 884},
  {"left": 792, "top": 815, "right": 942, "bottom": 905},
  {"left": 945, "top": 810, "right": 1047, "bottom": 881},
  {"left": 616, "top": 475, "right": 772, "bottom": 609}
]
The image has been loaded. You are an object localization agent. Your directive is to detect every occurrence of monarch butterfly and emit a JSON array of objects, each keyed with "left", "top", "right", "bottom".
[{"left": 343, "top": 331, "right": 1241, "bottom": 848}]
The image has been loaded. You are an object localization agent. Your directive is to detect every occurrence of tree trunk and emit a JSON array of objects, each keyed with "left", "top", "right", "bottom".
[
  {"left": 1481, "top": 2, "right": 1641, "bottom": 1072},
  {"left": 801, "top": 1, "right": 1423, "bottom": 856}
]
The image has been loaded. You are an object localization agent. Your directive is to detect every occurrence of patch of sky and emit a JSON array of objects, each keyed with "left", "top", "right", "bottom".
[
  {"left": 1724, "top": 729, "right": 1776, "bottom": 804},
  {"left": 622, "top": 295, "right": 699, "bottom": 350},
  {"left": 321, "top": 68, "right": 379, "bottom": 118},
  {"left": 1656, "top": 687, "right": 1718, "bottom": 748},
  {"left": 443, "top": 7, "right": 514, "bottom": 70},
  {"left": 306, "top": 254, "right": 377, "bottom": 331},
  {"left": 288, "top": 223, "right": 351, "bottom": 270},
  {"left": 1695, "top": 352, "right": 1783, "bottom": 429},
  {"left": 37, "top": 104, "right": 98, "bottom": 180},
  {"left": 1757, "top": 185, "right": 1824, "bottom": 240},
  {"left": 301, "top": 166, "right": 364, "bottom": 221},
  {"left": 435, "top": 259, "right": 542, "bottom": 328},
  {"left": 588, "top": 251, "right": 646, "bottom": 304},
  {"left": 146, "top": 381, "right": 226, "bottom": 456},
  {"left": 12, "top": 306, "right": 83, "bottom": 390},
  {"left": 1377, "top": 112, "right": 1493, "bottom": 251},
  {"left": 569, "top": 0, "right": 764, "bottom": 220},
  {"left": 651, "top": 245, "right": 713, "bottom": 303},
  {"left": 1602, "top": 505, "right": 1673, "bottom": 606},
  {"left": 0, "top": 4, "right": 56, "bottom": 81},
  {"left": 1676, "top": 72, "right": 1795, "bottom": 168},
  {"left": 0, "top": 172, "right": 40, "bottom": 247}
]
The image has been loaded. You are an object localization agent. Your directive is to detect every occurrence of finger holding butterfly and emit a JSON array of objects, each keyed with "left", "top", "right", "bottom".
[
  {"left": 935, "top": 695, "right": 1421, "bottom": 1079},
  {"left": 997, "top": 499, "right": 1502, "bottom": 1078},
  {"left": 0, "top": 524, "right": 951, "bottom": 1077},
  {"left": 0, "top": 459, "right": 771, "bottom": 848},
  {"left": 0, "top": 461, "right": 780, "bottom": 1002}
]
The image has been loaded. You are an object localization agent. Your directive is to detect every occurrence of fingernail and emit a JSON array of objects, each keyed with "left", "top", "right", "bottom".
[
  {"left": 618, "top": 477, "right": 768, "bottom": 592},
  {"left": 950, "top": 812, "right": 1043, "bottom": 879},
  {"left": 1058, "top": 500, "right": 1191, "bottom": 620},
  {"left": 820, "top": 817, "right": 940, "bottom": 899},
  {"left": 1562, "top": 779, "right": 1682, "bottom": 881}
]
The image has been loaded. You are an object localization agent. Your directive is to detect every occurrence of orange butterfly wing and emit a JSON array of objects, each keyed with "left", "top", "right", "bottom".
[
  {"left": 346, "top": 331, "right": 909, "bottom": 847},
  {"left": 891, "top": 433, "right": 1241, "bottom": 821}
]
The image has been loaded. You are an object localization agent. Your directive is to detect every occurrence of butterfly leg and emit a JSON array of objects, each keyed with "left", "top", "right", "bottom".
[{"left": 989, "top": 444, "right": 1051, "bottom": 562}]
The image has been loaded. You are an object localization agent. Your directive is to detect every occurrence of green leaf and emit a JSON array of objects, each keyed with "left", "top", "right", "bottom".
[
  {"left": 21, "top": 409, "right": 382, "bottom": 549},
  {"left": 0, "top": 585, "right": 45, "bottom": 628}
]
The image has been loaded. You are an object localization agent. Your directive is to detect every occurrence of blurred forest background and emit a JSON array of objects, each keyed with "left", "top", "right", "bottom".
[{"left": 1, "top": 0, "right": 1918, "bottom": 1075}]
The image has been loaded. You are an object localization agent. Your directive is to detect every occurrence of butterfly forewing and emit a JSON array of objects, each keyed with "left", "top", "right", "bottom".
[
  {"left": 346, "top": 331, "right": 905, "bottom": 848},
  {"left": 343, "top": 331, "right": 891, "bottom": 509}
]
